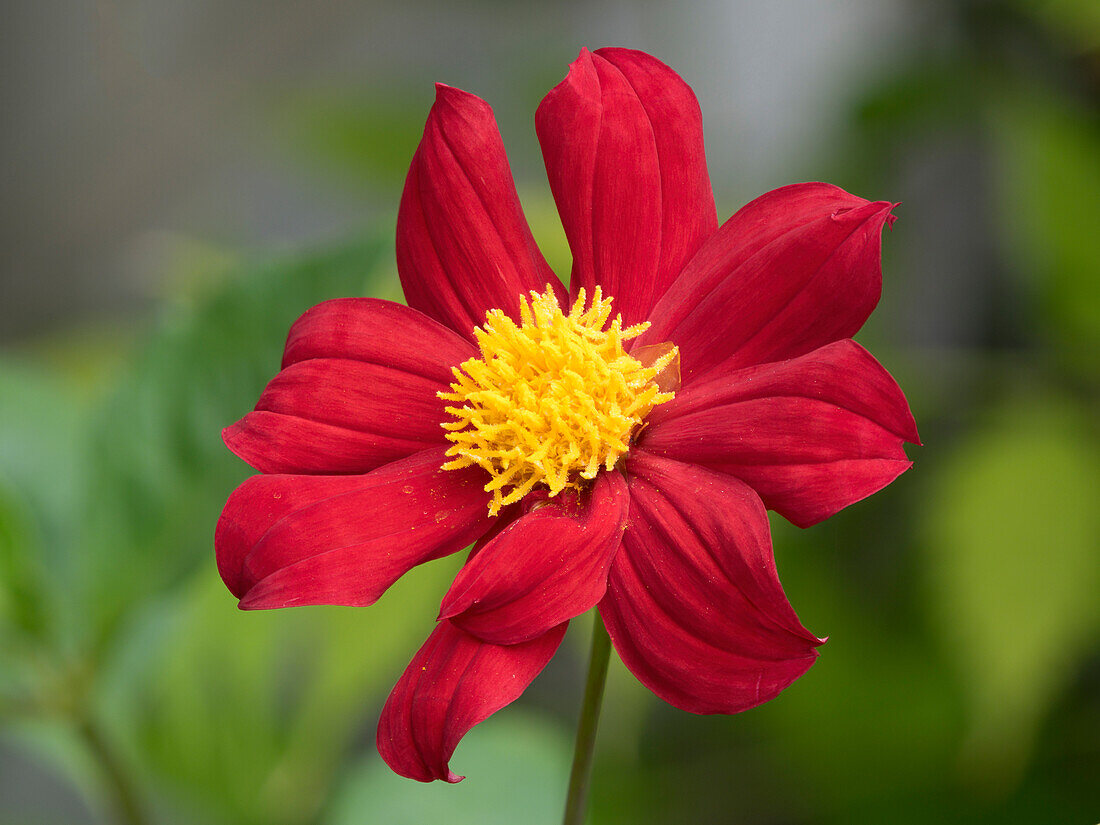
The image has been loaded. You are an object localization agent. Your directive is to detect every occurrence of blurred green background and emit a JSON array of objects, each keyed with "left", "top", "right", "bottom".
[{"left": 2, "top": 1, "right": 1099, "bottom": 823}]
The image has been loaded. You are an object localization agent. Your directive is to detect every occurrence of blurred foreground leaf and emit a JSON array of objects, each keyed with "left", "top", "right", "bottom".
[
  {"left": 0, "top": 479, "right": 45, "bottom": 649},
  {"left": 922, "top": 392, "right": 1100, "bottom": 788},
  {"left": 100, "top": 556, "right": 459, "bottom": 825},
  {"left": 0, "top": 364, "right": 85, "bottom": 527},
  {"left": 76, "top": 236, "right": 390, "bottom": 651},
  {"left": 325, "top": 711, "right": 570, "bottom": 825},
  {"left": 724, "top": 535, "right": 958, "bottom": 819},
  {"left": 0, "top": 363, "right": 89, "bottom": 697},
  {"left": 277, "top": 91, "right": 427, "bottom": 190},
  {"left": 1, "top": 234, "right": 400, "bottom": 823},
  {"left": 1013, "top": 0, "right": 1100, "bottom": 49},
  {"left": 0, "top": 363, "right": 86, "bottom": 629},
  {"left": 991, "top": 90, "right": 1100, "bottom": 376}
]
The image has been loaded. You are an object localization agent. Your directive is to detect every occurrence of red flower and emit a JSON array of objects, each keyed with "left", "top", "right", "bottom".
[{"left": 216, "top": 48, "right": 918, "bottom": 782}]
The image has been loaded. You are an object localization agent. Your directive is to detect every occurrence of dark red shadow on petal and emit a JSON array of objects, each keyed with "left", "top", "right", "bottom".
[
  {"left": 214, "top": 447, "right": 495, "bottom": 609},
  {"left": 225, "top": 297, "right": 475, "bottom": 476},
  {"left": 639, "top": 183, "right": 895, "bottom": 384},
  {"left": 281, "top": 297, "right": 476, "bottom": 383},
  {"left": 224, "top": 357, "right": 450, "bottom": 476},
  {"left": 641, "top": 339, "right": 919, "bottom": 527},
  {"left": 398, "top": 84, "right": 565, "bottom": 339},
  {"left": 439, "top": 471, "right": 629, "bottom": 645},
  {"left": 536, "top": 48, "right": 717, "bottom": 327},
  {"left": 223, "top": 412, "right": 434, "bottom": 476},
  {"left": 600, "top": 452, "right": 822, "bottom": 714}
]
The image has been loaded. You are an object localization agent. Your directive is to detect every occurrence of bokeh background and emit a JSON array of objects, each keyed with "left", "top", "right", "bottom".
[{"left": 2, "top": 1, "right": 1099, "bottom": 823}]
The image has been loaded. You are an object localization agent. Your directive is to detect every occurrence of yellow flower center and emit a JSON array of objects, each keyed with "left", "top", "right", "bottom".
[{"left": 440, "top": 286, "right": 677, "bottom": 516}]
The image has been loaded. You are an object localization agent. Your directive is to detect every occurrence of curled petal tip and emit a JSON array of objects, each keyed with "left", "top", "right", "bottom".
[
  {"left": 868, "top": 199, "right": 898, "bottom": 228},
  {"left": 221, "top": 422, "right": 244, "bottom": 454},
  {"left": 556, "top": 46, "right": 595, "bottom": 81},
  {"left": 430, "top": 83, "right": 491, "bottom": 118},
  {"left": 900, "top": 421, "right": 920, "bottom": 448},
  {"left": 435, "top": 600, "right": 460, "bottom": 622},
  {"left": 432, "top": 82, "right": 476, "bottom": 108},
  {"left": 831, "top": 198, "right": 895, "bottom": 224},
  {"left": 237, "top": 590, "right": 285, "bottom": 611}
]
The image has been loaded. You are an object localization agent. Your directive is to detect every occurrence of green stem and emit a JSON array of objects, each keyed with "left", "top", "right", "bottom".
[
  {"left": 78, "top": 718, "right": 148, "bottom": 825},
  {"left": 562, "top": 613, "right": 612, "bottom": 825}
]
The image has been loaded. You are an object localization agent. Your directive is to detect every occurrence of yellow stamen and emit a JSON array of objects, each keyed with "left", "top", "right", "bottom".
[{"left": 439, "top": 286, "right": 677, "bottom": 515}]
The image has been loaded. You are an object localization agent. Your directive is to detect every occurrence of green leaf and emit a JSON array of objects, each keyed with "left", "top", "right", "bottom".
[
  {"left": 0, "top": 362, "right": 89, "bottom": 649},
  {"left": 0, "top": 363, "right": 85, "bottom": 568},
  {"left": 2, "top": 235, "right": 402, "bottom": 822},
  {"left": 724, "top": 522, "right": 959, "bottom": 815},
  {"left": 0, "top": 481, "right": 45, "bottom": 646},
  {"left": 324, "top": 711, "right": 571, "bottom": 825},
  {"left": 1013, "top": 0, "right": 1100, "bottom": 50},
  {"left": 75, "top": 237, "right": 393, "bottom": 650},
  {"left": 990, "top": 90, "right": 1100, "bottom": 375},
  {"left": 98, "top": 552, "right": 463, "bottom": 825},
  {"left": 275, "top": 90, "right": 428, "bottom": 190},
  {"left": 921, "top": 392, "right": 1100, "bottom": 789}
]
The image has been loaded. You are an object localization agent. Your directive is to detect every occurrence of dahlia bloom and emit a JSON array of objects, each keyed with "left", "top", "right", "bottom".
[{"left": 216, "top": 47, "right": 918, "bottom": 782}]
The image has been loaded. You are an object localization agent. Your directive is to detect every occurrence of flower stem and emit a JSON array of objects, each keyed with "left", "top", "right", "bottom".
[
  {"left": 562, "top": 613, "right": 612, "bottom": 825},
  {"left": 78, "top": 718, "right": 148, "bottom": 825}
]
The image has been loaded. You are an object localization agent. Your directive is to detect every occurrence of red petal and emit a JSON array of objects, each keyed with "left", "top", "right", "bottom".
[
  {"left": 224, "top": 358, "right": 449, "bottom": 475},
  {"left": 281, "top": 297, "right": 476, "bottom": 385},
  {"left": 377, "top": 620, "right": 566, "bottom": 782},
  {"left": 225, "top": 297, "right": 475, "bottom": 475},
  {"left": 439, "top": 471, "right": 629, "bottom": 645},
  {"left": 397, "top": 84, "right": 566, "bottom": 339},
  {"left": 641, "top": 339, "right": 919, "bottom": 527},
  {"left": 214, "top": 448, "right": 494, "bottom": 609},
  {"left": 600, "top": 452, "right": 822, "bottom": 714},
  {"left": 223, "top": 412, "right": 431, "bottom": 476},
  {"left": 536, "top": 48, "right": 717, "bottom": 327},
  {"left": 639, "top": 183, "right": 895, "bottom": 383}
]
